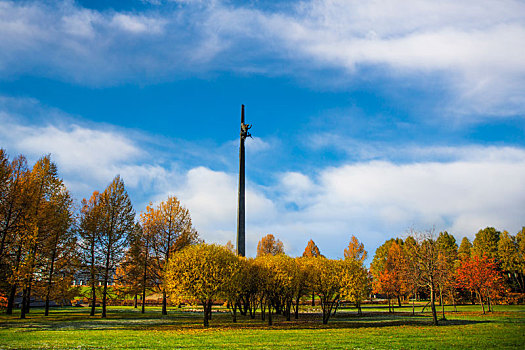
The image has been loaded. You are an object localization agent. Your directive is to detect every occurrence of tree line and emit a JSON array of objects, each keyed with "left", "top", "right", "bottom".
[
  {"left": 369, "top": 227, "right": 525, "bottom": 324},
  {"left": 0, "top": 150, "right": 199, "bottom": 318},
  {"left": 1, "top": 149, "right": 524, "bottom": 328}
]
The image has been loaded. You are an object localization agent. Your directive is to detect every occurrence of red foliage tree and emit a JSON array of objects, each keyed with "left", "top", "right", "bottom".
[{"left": 455, "top": 255, "right": 505, "bottom": 314}]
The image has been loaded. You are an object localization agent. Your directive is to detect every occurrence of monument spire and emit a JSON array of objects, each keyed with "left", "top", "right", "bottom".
[{"left": 237, "top": 104, "right": 251, "bottom": 256}]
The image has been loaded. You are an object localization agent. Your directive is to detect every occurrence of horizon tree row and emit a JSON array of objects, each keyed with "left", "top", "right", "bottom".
[
  {"left": 370, "top": 227, "right": 525, "bottom": 323},
  {"left": 2, "top": 149, "right": 523, "bottom": 326},
  {"left": 0, "top": 150, "right": 200, "bottom": 318}
]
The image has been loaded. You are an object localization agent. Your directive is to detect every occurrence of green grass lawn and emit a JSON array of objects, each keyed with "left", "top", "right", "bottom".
[{"left": 1, "top": 304, "right": 524, "bottom": 349}]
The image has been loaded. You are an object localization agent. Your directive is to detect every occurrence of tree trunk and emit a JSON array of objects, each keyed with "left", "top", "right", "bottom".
[
  {"left": 440, "top": 289, "right": 446, "bottom": 320},
  {"left": 20, "top": 288, "right": 27, "bottom": 319},
  {"left": 311, "top": 291, "right": 315, "bottom": 306},
  {"left": 430, "top": 284, "right": 438, "bottom": 325},
  {"left": 478, "top": 291, "right": 485, "bottom": 314},
  {"left": 21, "top": 286, "right": 29, "bottom": 317},
  {"left": 412, "top": 289, "right": 416, "bottom": 316},
  {"left": 45, "top": 248, "right": 57, "bottom": 316},
  {"left": 102, "top": 247, "right": 111, "bottom": 318},
  {"left": 231, "top": 301, "right": 237, "bottom": 323},
  {"left": 6, "top": 283, "right": 17, "bottom": 315},
  {"left": 90, "top": 285, "right": 96, "bottom": 316},
  {"left": 286, "top": 300, "right": 292, "bottom": 321},
  {"left": 141, "top": 239, "right": 148, "bottom": 314},
  {"left": 267, "top": 301, "right": 272, "bottom": 326},
  {"left": 90, "top": 238, "right": 96, "bottom": 316},
  {"left": 397, "top": 295, "right": 402, "bottom": 307},
  {"left": 162, "top": 290, "right": 167, "bottom": 315},
  {"left": 203, "top": 301, "right": 209, "bottom": 327},
  {"left": 25, "top": 285, "right": 31, "bottom": 314},
  {"left": 261, "top": 299, "right": 266, "bottom": 321},
  {"left": 294, "top": 296, "right": 300, "bottom": 319},
  {"left": 102, "top": 279, "right": 108, "bottom": 318},
  {"left": 239, "top": 297, "right": 248, "bottom": 316},
  {"left": 141, "top": 287, "right": 146, "bottom": 314}
]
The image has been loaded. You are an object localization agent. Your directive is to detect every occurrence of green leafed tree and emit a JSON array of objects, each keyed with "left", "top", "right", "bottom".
[
  {"left": 458, "top": 237, "right": 473, "bottom": 262},
  {"left": 472, "top": 227, "right": 500, "bottom": 260},
  {"left": 498, "top": 231, "right": 524, "bottom": 292}
]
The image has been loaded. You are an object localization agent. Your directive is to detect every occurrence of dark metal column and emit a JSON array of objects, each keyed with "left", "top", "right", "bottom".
[{"left": 237, "top": 104, "right": 251, "bottom": 256}]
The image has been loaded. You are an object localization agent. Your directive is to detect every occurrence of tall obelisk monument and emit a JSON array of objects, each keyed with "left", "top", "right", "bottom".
[{"left": 237, "top": 104, "right": 251, "bottom": 257}]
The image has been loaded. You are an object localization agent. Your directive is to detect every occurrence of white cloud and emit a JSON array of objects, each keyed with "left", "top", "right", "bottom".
[
  {"left": 1, "top": 0, "right": 524, "bottom": 116},
  {"left": 111, "top": 13, "right": 165, "bottom": 34}
]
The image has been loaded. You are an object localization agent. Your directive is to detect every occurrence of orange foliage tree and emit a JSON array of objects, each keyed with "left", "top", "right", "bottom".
[
  {"left": 371, "top": 241, "right": 407, "bottom": 312},
  {"left": 302, "top": 239, "right": 323, "bottom": 258},
  {"left": 344, "top": 235, "right": 367, "bottom": 263},
  {"left": 256, "top": 234, "right": 284, "bottom": 257},
  {"left": 455, "top": 255, "right": 505, "bottom": 314}
]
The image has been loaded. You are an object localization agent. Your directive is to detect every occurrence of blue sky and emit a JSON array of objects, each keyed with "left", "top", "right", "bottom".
[{"left": 1, "top": 0, "right": 525, "bottom": 262}]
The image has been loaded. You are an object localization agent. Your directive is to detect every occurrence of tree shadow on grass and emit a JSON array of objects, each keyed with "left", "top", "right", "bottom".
[{"left": 0, "top": 309, "right": 493, "bottom": 333}]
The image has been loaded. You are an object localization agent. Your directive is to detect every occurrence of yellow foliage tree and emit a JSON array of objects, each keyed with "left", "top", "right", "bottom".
[
  {"left": 339, "top": 259, "right": 370, "bottom": 315},
  {"left": 305, "top": 257, "right": 343, "bottom": 324},
  {"left": 164, "top": 244, "right": 240, "bottom": 327}
]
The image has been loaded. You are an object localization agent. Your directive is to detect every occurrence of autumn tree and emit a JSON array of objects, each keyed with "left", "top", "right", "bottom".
[
  {"left": 516, "top": 228, "right": 525, "bottom": 291},
  {"left": 472, "top": 227, "right": 500, "bottom": 260},
  {"left": 302, "top": 239, "right": 324, "bottom": 306},
  {"left": 402, "top": 236, "right": 421, "bottom": 315},
  {"left": 370, "top": 238, "right": 403, "bottom": 280},
  {"left": 38, "top": 186, "right": 76, "bottom": 316},
  {"left": 225, "top": 240, "right": 235, "bottom": 254},
  {"left": 456, "top": 255, "right": 505, "bottom": 313},
  {"left": 306, "top": 257, "right": 343, "bottom": 324},
  {"left": 98, "top": 176, "right": 135, "bottom": 318},
  {"left": 238, "top": 258, "right": 264, "bottom": 319},
  {"left": 79, "top": 191, "right": 103, "bottom": 316},
  {"left": 435, "top": 231, "right": 458, "bottom": 318},
  {"left": 165, "top": 244, "right": 240, "bottom": 327},
  {"left": 142, "top": 196, "right": 200, "bottom": 315},
  {"left": 339, "top": 258, "right": 370, "bottom": 315},
  {"left": 254, "top": 254, "right": 298, "bottom": 325},
  {"left": 291, "top": 257, "right": 308, "bottom": 319},
  {"left": 256, "top": 234, "right": 284, "bottom": 257},
  {"left": 409, "top": 230, "right": 442, "bottom": 325},
  {"left": 19, "top": 155, "right": 66, "bottom": 318},
  {"left": 302, "top": 239, "right": 323, "bottom": 258},
  {"left": 458, "top": 237, "right": 472, "bottom": 261},
  {"left": 223, "top": 256, "right": 249, "bottom": 322},
  {"left": 114, "top": 224, "right": 150, "bottom": 309},
  {"left": 498, "top": 231, "right": 524, "bottom": 292},
  {"left": 0, "top": 153, "right": 31, "bottom": 315},
  {"left": 344, "top": 235, "right": 367, "bottom": 263},
  {"left": 371, "top": 241, "right": 407, "bottom": 311}
]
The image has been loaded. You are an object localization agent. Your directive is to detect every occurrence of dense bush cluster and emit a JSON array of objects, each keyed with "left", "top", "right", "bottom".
[{"left": 165, "top": 242, "right": 369, "bottom": 326}]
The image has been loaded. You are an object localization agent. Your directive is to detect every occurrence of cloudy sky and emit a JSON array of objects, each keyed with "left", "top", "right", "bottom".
[{"left": 1, "top": 0, "right": 524, "bottom": 262}]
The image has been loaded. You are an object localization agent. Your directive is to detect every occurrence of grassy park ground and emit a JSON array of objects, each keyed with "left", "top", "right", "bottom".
[{"left": 1, "top": 304, "right": 524, "bottom": 349}]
